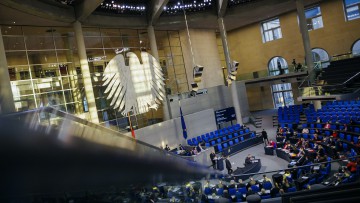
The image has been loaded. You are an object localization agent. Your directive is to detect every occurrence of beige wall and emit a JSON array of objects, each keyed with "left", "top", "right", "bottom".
[
  {"left": 226, "top": 0, "right": 360, "bottom": 111},
  {"left": 180, "top": 29, "right": 224, "bottom": 90}
]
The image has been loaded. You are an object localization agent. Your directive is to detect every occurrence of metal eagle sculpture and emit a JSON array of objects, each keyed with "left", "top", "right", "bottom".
[{"left": 102, "top": 52, "right": 165, "bottom": 116}]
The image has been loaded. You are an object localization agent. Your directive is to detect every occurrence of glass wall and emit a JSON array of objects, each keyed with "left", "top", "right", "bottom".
[
  {"left": 272, "top": 83, "right": 294, "bottom": 108},
  {"left": 2, "top": 26, "right": 84, "bottom": 115},
  {"left": 2, "top": 25, "right": 187, "bottom": 132}
]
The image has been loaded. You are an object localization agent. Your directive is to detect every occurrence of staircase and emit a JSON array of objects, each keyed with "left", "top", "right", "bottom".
[
  {"left": 254, "top": 116, "right": 262, "bottom": 128},
  {"left": 272, "top": 115, "right": 278, "bottom": 127}
]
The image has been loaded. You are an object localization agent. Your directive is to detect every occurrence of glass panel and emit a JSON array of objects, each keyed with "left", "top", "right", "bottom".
[
  {"left": 312, "top": 16, "right": 323, "bottom": 30},
  {"left": 56, "top": 50, "right": 73, "bottom": 63},
  {"left": 352, "top": 40, "right": 360, "bottom": 56},
  {"left": 3, "top": 36, "right": 25, "bottom": 50},
  {"left": 100, "top": 28, "right": 121, "bottom": 37},
  {"left": 25, "top": 36, "right": 55, "bottom": 50},
  {"left": 346, "top": 5, "right": 360, "bottom": 20},
  {"left": 97, "top": 109, "right": 116, "bottom": 122},
  {"left": 64, "top": 89, "right": 74, "bottom": 103},
  {"left": 14, "top": 95, "right": 36, "bottom": 111},
  {"left": 1, "top": 26, "right": 22, "bottom": 36},
  {"left": 263, "top": 19, "right": 280, "bottom": 30},
  {"left": 22, "top": 27, "right": 53, "bottom": 36},
  {"left": 345, "top": 0, "right": 360, "bottom": 6},
  {"left": 273, "top": 92, "right": 284, "bottom": 108},
  {"left": 5, "top": 51, "right": 28, "bottom": 66},
  {"left": 283, "top": 91, "right": 295, "bottom": 106},
  {"left": 27, "top": 51, "right": 58, "bottom": 64},
  {"left": 36, "top": 91, "right": 65, "bottom": 107},
  {"left": 33, "top": 77, "right": 63, "bottom": 93},
  {"left": 84, "top": 37, "right": 103, "bottom": 48},
  {"left": 54, "top": 36, "right": 77, "bottom": 50},
  {"left": 82, "top": 27, "right": 101, "bottom": 36},
  {"left": 11, "top": 80, "right": 33, "bottom": 96},
  {"left": 268, "top": 57, "right": 288, "bottom": 76},
  {"left": 102, "top": 36, "right": 123, "bottom": 48},
  {"left": 61, "top": 76, "right": 71, "bottom": 89},
  {"left": 312, "top": 48, "right": 330, "bottom": 62},
  {"left": 273, "top": 28, "right": 282, "bottom": 39},
  {"left": 264, "top": 31, "right": 273, "bottom": 42},
  {"left": 305, "top": 7, "right": 321, "bottom": 18}
]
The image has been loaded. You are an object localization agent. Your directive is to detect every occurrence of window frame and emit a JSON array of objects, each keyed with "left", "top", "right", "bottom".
[
  {"left": 305, "top": 6, "right": 324, "bottom": 31},
  {"left": 343, "top": 0, "right": 360, "bottom": 21},
  {"left": 261, "top": 18, "right": 282, "bottom": 43}
]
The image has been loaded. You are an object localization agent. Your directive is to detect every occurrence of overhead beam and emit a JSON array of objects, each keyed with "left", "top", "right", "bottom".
[
  {"left": 148, "top": 0, "right": 169, "bottom": 25},
  {"left": 75, "top": 0, "right": 104, "bottom": 22},
  {"left": 217, "top": 0, "right": 228, "bottom": 18}
]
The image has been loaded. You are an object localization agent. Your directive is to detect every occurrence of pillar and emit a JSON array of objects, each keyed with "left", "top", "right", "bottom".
[
  {"left": 148, "top": 25, "right": 170, "bottom": 121},
  {"left": 73, "top": 21, "right": 99, "bottom": 123},
  {"left": 218, "top": 17, "right": 243, "bottom": 125},
  {"left": 0, "top": 27, "right": 15, "bottom": 114},
  {"left": 296, "top": 0, "right": 321, "bottom": 108}
]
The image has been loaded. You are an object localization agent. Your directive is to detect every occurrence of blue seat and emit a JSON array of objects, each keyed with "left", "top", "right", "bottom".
[
  {"left": 228, "top": 134, "right": 233, "bottom": 139},
  {"left": 347, "top": 134, "right": 352, "bottom": 142},
  {"left": 287, "top": 187, "right": 296, "bottom": 192},
  {"left": 217, "top": 138, "right": 221, "bottom": 143},
  {"left": 316, "top": 123, "right": 322, "bottom": 128},
  {"left": 308, "top": 178, "right": 316, "bottom": 185},
  {"left": 343, "top": 143, "right": 348, "bottom": 151},
  {"left": 261, "top": 195, "right": 271, "bottom": 199},
  {"left": 303, "top": 134, "right": 309, "bottom": 139},
  {"left": 240, "top": 137, "right": 244, "bottom": 141},
  {"left": 302, "top": 123, "right": 308, "bottom": 128},
  {"left": 197, "top": 136, "right": 202, "bottom": 142},
  {"left": 355, "top": 127, "right": 360, "bottom": 133},
  {"left": 222, "top": 136, "right": 227, "bottom": 141},
  {"left": 217, "top": 144, "right": 222, "bottom": 152},
  {"left": 240, "top": 131, "right": 244, "bottom": 135},
  {"left": 211, "top": 140, "right": 216, "bottom": 146},
  {"left": 205, "top": 143, "right": 210, "bottom": 147},
  {"left": 325, "top": 131, "right": 331, "bottom": 136},
  {"left": 204, "top": 187, "right": 212, "bottom": 195},
  {"left": 245, "top": 129, "right": 250, "bottom": 133},
  {"left": 223, "top": 143, "right": 228, "bottom": 148},
  {"left": 187, "top": 139, "right": 193, "bottom": 146},
  {"left": 234, "top": 133, "right": 238, "bottom": 137},
  {"left": 229, "top": 188, "right": 236, "bottom": 196},
  {"left": 235, "top": 138, "right": 239, "bottom": 143},
  {"left": 229, "top": 141, "right": 234, "bottom": 146},
  {"left": 340, "top": 133, "right": 345, "bottom": 140},
  {"left": 251, "top": 185, "right": 260, "bottom": 192},
  {"left": 238, "top": 187, "right": 247, "bottom": 194},
  {"left": 263, "top": 181, "right": 272, "bottom": 190},
  {"left": 354, "top": 136, "right": 359, "bottom": 144},
  {"left": 217, "top": 188, "right": 224, "bottom": 196}
]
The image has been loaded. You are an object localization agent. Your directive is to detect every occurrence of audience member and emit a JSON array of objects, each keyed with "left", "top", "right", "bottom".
[
  {"left": 237, "top": 179, "right": 246, "bottom": 189},
  {"left": 210, "top": 151, "right": 217, "bottom": 169},
  {"left": 262, "top": 129, "right": 269, "bottom": 145},
  {"left": 225, "top": 156, "right": 233, "bottom": 175},
  {"left": 302, "top": 128, "right": 309, "bottom": 134}
]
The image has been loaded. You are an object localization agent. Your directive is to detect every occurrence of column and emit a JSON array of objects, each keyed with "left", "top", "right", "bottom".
[
  {"left": 148, "top": 25, "right": 170, "bottom": 121},
  {"left": 0, "top": 27, "right": 15, "bottom": 114},
  {"left": 295, "top": 0, "right": 321, "bottom": 109},
  {"left": 218, "top": 17, "right": 243, "bottom": 125},
  {"left": 73, "top": 21, "right": 99, "bottom": 123},
  {"left": 295, "top": 0, "right": 314, "bottom": 73}
]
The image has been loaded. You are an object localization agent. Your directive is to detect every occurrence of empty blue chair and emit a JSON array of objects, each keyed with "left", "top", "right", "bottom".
[
  {"left": 245, "top": 129, "right": 250, "bottom": 133},
  {"left": 238, "top": 187, "right": 247, "bottom": 194},
  {"left": 235, "top": 138, "right": 239, "bottom": 143},
  {"left": 229, "top": 141, "right": 234, "bottom": 146},
  {"left": 240, "top": 131, "right": 244, "bottom": 135},
  {"left": 211, "top": 140, "right": 216, "bottom": 146},
  {"left": 310, "top": 123, "right": 315, "bottom": 128},
  {"left": 201, "top": 134, "right": 206, "bottom": 140},
  {"left": 228, "top": 134, "right": 233, "bottom": 139},
  {"left": 261, "top": 195, "right": 271, "bottom": 199},
  {"left": 222, "top": 136, "right": 227, "bottom": 141},
  {"left": 353, "top": 136, "right": 359, "bottom": 144},
  {"left": 347, "top": 135, "right": 352, "bottom": 142},
  {"left": 316, "top": 123, "right": 322, "bottom": 128},
  {"left": 223, "top": 143, "right": 228, "bottom": 148},
  {"left": 325, "top": 131, "right": 331, "bottom": 136},
  {"left": 192, "top": 138, "right": 197, "bottom": 144},
  {"left": 197, "top": 136, "right": 202, "bottom": 142},
  {"left": 209, "top": 134, "right": 214, "bottom": 139},
  {"left": 310, "top": 129, "right": 315, "bottom": 134},
  {"left": 302, "top": 123, "right": 308, "bottom": 128},
  {"left": 217, "top": 144, "right": 222, "bottom": 152},
  {"left": 187, "top": 139, "right": 193, "bottom": 146},
  {"left": 205, "top": 143, "right": 210, "bottom": 148},
  {"left": 343, "top": 143, "right": 348, "bottom": 151},
  {"left": 241, "top": 137, "right": 244, "bottom": 141},
  {"left": 355, "top": 127, "right": 360, "bottom": 133},
  {"left": 217, "top": 138, "right": 221, "bottom": 143},
  {"left": 340, "top": 133, "right": 345, "bottom": 139},
  {"left": 303, "top": 134, "right": 309, "bottom": 139},
  {"left": 234, "top": 133, "right": 238, "bottom": 137}
]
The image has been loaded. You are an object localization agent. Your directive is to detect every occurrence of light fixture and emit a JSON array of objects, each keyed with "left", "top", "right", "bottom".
[
  {"left": 193, "top": 65, "right": 204, "bottom": 83},
  {"left": 227, "top": 60, "right": 239, "bottom": 86}
]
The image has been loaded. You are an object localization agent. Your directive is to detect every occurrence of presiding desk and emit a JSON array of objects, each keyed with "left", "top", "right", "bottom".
[{"left": 231, "top": 159, "right": 262, "bottom": 181}]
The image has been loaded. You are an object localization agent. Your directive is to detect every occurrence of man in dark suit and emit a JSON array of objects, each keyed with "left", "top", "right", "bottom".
[
  {"left": 245, "top": 154, "right": 253, "bottom": 165},
  {"left": 225, "top": 156, "right": 233, "bottom": 175},
  {"left": 210, "top": 151, "right": 217, "bottom": 169},
  {"left": 262, "top": 129, "right": 269, "bottom": 145}
]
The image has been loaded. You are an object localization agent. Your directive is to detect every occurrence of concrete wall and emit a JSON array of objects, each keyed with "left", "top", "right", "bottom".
[
  {"left": 179, "top": 29, "right": 224, "bottom": 90},
  {"left": 134, "top": 108, "right": 217, "bottom": 149},
  {"left": 226, "top": 0, "right": 360, "bottom": 111}
]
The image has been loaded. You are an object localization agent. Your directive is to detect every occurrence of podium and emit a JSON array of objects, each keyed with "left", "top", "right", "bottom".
[{"left": 264, "top": 146, "right": 274, "bottom": 155}]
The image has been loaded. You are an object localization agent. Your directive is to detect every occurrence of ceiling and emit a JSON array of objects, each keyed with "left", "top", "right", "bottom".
[{"left": 0, "top": 0, "right": 322, "bottom": 31}]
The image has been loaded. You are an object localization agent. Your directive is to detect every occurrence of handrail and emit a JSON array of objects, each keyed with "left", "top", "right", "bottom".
[
  {"left": 310, "top": 71, "right": 360, "bottom": 88},
  {"left": 0, "top": 107, "right": 201, "bottom": 163},
  {"left": 298, "top": 62, "right": 321, "bottom": 89}
]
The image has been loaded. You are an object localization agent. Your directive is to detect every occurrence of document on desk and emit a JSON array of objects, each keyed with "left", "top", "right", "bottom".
[
  {"left": 252, "top": 160, "right": 259, "bottom": 163},
  {"left": 302, "top": 176, "right": 308, "bottom": 179},
  {"left": 313, "top": 166, "right": 320, "bottom": 170}
]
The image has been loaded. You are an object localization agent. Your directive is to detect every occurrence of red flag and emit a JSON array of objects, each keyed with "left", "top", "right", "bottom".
[{"left": 130, "top": 126, "right": 136, "bottom": 139}]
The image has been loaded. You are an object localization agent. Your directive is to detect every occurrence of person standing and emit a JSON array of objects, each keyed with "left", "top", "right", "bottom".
[
  {"left": 262, "top": 129, "right": 269, "bottom": 145},
  {"left": 277, "top": 61, "right": 284, "bottom": 75},
  {"left": 225, "top": 156, "right": 233, "bottom": 175},
  {"left": 210, "top": 151, "right": 217, "bottom": 169}
]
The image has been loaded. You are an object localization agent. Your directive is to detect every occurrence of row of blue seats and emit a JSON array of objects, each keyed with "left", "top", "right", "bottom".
[
  {"left": 187, "top": 127, "right": 250, "bottom": 146},
  {"left": 306, "top": 116, "right": 358, "bottom": 124},
  {"left": 325, "top": 100, "right": 360, "bottom": 105},
  {"left": 301, "top": 123, "right": 360, "bottom": 132},
  {"left": 216, "top": 132, "right": 256, "bottom": 152},
  {"left": 298, "top": 132, "right": 359, "bottom": 144},
  {"left": 203, "top": 132, "right": 249, "bottom": 147}
]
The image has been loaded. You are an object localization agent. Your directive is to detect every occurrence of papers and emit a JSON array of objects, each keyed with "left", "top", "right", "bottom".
[
  {"left": 302, "top": 176, "right": 308, "bottom": 179},
  {"left": 313, "top": 166, "right": 320, "bottom": 170}
]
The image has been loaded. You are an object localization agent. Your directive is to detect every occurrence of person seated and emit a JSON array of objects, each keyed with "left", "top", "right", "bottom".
[
  {"left": 332, "top": 130, "right": 338, "bottom": 138},
  {"left": 263, "top": 174, "right": 272, "bottom": 184},
  {"left": 270, "top": 183, "right": 280, "bottom": 198},
  {"left": 196, "top": 143, "right": 203, "bottom": 152},
  {"left": 246, "top": 187, "right": 255, "bottom": 197},
  {"left": 178, "top": 144, "right": 184, "bottom": 151},
  {"left": 283, "top": 170, "right": 292, "bottom": 180},
  {"left": 296, "top": 147, "right": 305, "bottom": 158},
  {"left": 217, "top": 180, "right": 225, "bottom": 189},
  {"left": 313, "top": 134, "right": 322, "bottom": 142},
  {"left": 165, "top": 144, "right": 170, "bottom": 151},
  {"left": 335, "top": 140, "right": 343, "bottom": 151},
  {"left": 228, "top": 180, "right": 236, "bottom": 189},
  {"left": 259, "top": 188, "right": 268, "bottom": 198},
  {"left": 316, "top": 117, "right": 322, "bottom": 123},
  {"left": 236, "top": 179, "right": 246, "bottom": 189},
  {"left": 269, "top": 139, "right": 276, "bottom": 148},
  {"left": 302, "top": 128, "right": 309, "bottom": 134},
  {"left": 246, "top": 177, "right": 257, "bottom": 189},
  {"left": 343, "top": 124, "right": 348, "bottom": 132},
  {"left": 317, "top": 145, "right": 325, "bottom": 157},
  {"left": 191, "top": 147, "right": 198, "bottom": 155},
  {"left": 327, "top": 137, "right": 336, "bottom": 147},
  {"left": 295, "top": 138, "right": 304, "bottom": 148},
  {"left": 245, "top": 154, "right": 253, "bottom": 165},
  {"left": 346, "top": 159, "right": 357, "bottom": 174},
  {"left": 281, "top": 177, "right": 293, "bottom": 192},
  {"left": 302, "top": 156, "right": 311, "bottom": 166},
  {"left": 283, "top": 141, "right": 291, "bottom": 150}
]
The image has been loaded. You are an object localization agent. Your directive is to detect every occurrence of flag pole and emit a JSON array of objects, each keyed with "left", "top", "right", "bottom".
[{"left": 127, "top": 112, "right": 136, "bottom": 140}]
